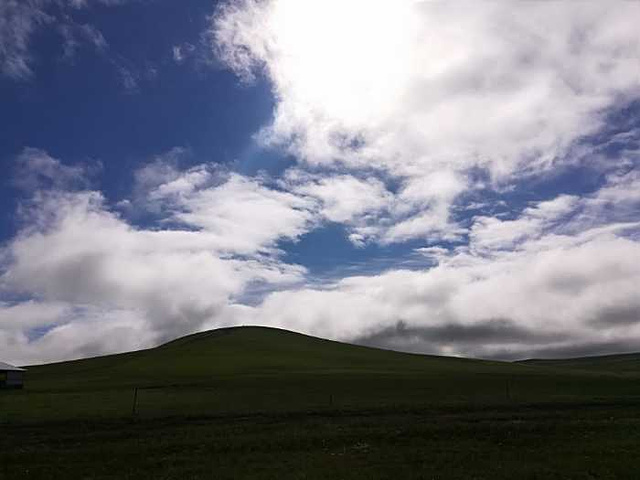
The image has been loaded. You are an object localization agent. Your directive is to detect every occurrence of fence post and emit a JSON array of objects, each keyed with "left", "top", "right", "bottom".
[{"left": 132, "top": 387, "right": 139, "bottom": 417}]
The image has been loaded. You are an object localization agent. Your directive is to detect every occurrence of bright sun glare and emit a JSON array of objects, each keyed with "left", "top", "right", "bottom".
[{"left": 267, "top": 0, "right": 418, "bottom": 124}]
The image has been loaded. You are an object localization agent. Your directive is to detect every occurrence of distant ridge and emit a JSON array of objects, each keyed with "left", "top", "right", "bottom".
[{"left": 519, "top": 352, "right": 640, "bottom": 373}]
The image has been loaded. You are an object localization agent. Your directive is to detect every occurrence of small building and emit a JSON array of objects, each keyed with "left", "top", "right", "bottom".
[{"left": 0, "top": 362, "right": 25, "bottom": 389}]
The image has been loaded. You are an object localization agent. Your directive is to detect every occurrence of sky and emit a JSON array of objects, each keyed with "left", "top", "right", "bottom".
[{"left": 1, "top": 0, "right": 639, "bottom": 365}]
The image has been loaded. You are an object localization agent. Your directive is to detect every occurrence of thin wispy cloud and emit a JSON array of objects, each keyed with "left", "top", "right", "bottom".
[{"left": 0, "top": 0, "right": 131, "bottom": 80}]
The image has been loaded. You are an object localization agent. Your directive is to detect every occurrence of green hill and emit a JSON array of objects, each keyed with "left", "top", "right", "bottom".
[
  {"left": 6, "top": 327, "right": 640, "bottom": 480},
  {"left": 519, "top": 352, "right": 640, "bottom": 373},
  {"left": 26, "top": 325, "right": 518, "bottom": 390},
  {"left": 5, "top": 326, "right": 640, "bottom": 423}
]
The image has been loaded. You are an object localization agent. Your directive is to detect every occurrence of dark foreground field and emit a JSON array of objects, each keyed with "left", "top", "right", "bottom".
[{"left": 3, "top": 327, "right": 640, "bottom": 479}]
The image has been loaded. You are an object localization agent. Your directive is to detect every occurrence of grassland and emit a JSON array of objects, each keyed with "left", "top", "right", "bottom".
[{"left": 2, "top": 326, "right": 640, "bottom": 479}]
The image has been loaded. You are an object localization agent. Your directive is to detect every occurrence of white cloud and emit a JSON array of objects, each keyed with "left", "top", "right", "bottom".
[
  {"left": 242, "top": 171, "right": 640, "bottom": 359},
  {"left": 0, "top": 300, "right": 68, "bottom": 333},
  {"left": 215, "top": 0, "right": 640, "bottom": 173},
  {"left": 3, "top": 2, "right": 640, "bottom": 364},
  {"left": 469, "top": 169, "right": 640, "bottom": 253},
  {"left": 141, "top": 165, "right": 316, "bottom": 255},
  {"left": 252, "top": 229, "right": 640, "bottom": 360},
  {"left": 172, "top": 42, "right": 195, "bottom": 64},
  {"left": 0, "top": 151, "right": 311, "bottom": 363},
  {"left": 289, "top": 173, "right": 390, "bottom": 224},
  {"left": 284, "top": 171, "right": 395, "bottom": 245},
  {"left": 282, "top": 168, "right": 467, "bottom": 245},
  {"left": 469, "top": 195, "right": 579, "bottom": 252},
  {"left": 59, "top": 22, "right": 107, "bottom": 59},
  {"left": 170, "top": 173, "right": 313, "bottom": 253},
  {"left": 13, "top": 147, "right": 95, "bottom": 191},
  {"left": 122, "top": 150, "right": 316, "bottom": 255},
  {"left": 0, "top": 303, "right": 154, "bottom": 365},
  {"left": 0, "top": 1, "right": 51, "bottom": 79},
  {"left": 2, "top": 149, "right": 639, "bottom": 363},
  {"left": 0, "top": 0, "right": 127, "bottom": 79},
  {"left": 214, "top": 0, "right": 640, "bottom": 241}
]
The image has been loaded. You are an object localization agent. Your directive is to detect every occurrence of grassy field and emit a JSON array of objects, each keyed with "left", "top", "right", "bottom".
[{"left": 2, "top": 326, "right": 640, "bottom": 479}]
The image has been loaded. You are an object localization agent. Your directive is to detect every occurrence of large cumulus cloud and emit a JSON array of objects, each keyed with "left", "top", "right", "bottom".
[
  {"left": 2, "top": 150, "right": 640, "bottom": 364},
  {"left": 213, "top": 0, "right": 640, "bottom": 242},
  {"left": 232, "top": 167, "right": 640, "bottom": 359},
  {"left": 0, "top": 150, "right": 309, "bottom": 363}
]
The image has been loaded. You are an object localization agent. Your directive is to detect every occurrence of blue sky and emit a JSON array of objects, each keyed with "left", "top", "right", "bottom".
[{"left": 1, "top": 0, "right": 639, "bottom": 364}]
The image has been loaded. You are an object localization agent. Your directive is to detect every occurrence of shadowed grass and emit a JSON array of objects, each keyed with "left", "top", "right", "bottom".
[
  {"left": 3, "top": 326, "right": 640, "bottom": 479},
  {"left": 4, "top": 326, "right": 640, "bottom": 422}
]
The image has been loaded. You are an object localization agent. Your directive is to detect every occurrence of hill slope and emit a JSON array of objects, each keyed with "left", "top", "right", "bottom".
[
  {"left": 5, "top": 327, "right": 640, "bottom": 423},
  {"left": 519, "top": 352, "right": 640, "bottom": 373},
  {"left": 26, "top": 326, "right": 518, "bottom": 390}
]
